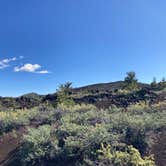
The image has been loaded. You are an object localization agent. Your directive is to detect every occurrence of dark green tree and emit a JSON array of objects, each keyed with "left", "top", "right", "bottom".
[
  {"left": 124, "top": 71, "right": 138, "bottom": 91},
  {"left": 57, "top": 82, "right": 72, "bottom": 93}
]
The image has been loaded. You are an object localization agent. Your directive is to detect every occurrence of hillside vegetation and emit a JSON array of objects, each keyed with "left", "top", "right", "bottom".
[{"left": 0, "top": 72, "right": 166, "bottom": 166}]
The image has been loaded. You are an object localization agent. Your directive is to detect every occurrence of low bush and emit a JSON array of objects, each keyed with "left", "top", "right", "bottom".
[
  {"left": 15, "top": 102, "right": 166, "bottom": 165},
  {"left": 0, "top": 108, "right": 39, "bottom": 134},
  {"left": 19, "top": 125, "right": 60, "bottom": 165},
  {"left": 97, "top": 143, "right": 155, "bottom": 166}
]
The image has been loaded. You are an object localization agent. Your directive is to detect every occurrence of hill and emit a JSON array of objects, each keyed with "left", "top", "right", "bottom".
[
  {"left": 0, "top": 81, "right": 165, "bottom": 110},
  {"left": 73, "top": 81, "right": 150, "bottom": 92}
]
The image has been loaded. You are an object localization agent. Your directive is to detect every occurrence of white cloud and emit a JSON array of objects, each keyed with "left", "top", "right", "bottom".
[
  {"left": 0, "top": 57, "right": 17, "bottom": 69},
  {"left": 14, "top": 63, "right": 49, "bottom": 74},
  {"left": 14, "top": 64, "right": 41, "bottom": 72},
  {"left": 37, "top": 70, "right": 49, "bottom": 74},
  {"left": 0, "top": 56, "right": 49, "bottom": 74}
]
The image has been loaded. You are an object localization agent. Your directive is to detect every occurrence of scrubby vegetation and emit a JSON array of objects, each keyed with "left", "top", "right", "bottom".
[
  {"left": 1, "top": 102, "right": 162, "bottom": 166},
  {"left": 98, "top": 143, "right": 155, "bottom": 166},
  {"left": 0, "top": 73, "right": 166, "bottom": 166},
  {"left": 0, "top": 108, "right": 38, "bottom": 135},
  {"left": 151, "top": 77, "right": 166, "bottom": 91}
]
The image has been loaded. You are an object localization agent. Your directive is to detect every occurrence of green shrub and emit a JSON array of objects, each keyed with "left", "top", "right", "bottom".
[
  {"left": 0, "top": 108, "right": 39, "bottom": 134},
  {"left": 20, "top": 125, "right": 59, "bottom": 165},
  {"left": 98, "top": 144, "right": 155, "bottom": 166}
]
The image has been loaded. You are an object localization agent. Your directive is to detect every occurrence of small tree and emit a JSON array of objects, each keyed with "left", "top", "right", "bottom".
[
  {"left": 56, "top": 82, "right": 75, "bottom": 107},
  {"left": 159, "top": 77, "right": 166, "bottom": 89},
  {"left": 151, "top": 77, "right": 158, "bottom": 89},
  {"left": 57, "top": 82, "right": 72, "bottom": 93},
  {"left": 124, "top": 72, "right": 138, "bottom": 91}
]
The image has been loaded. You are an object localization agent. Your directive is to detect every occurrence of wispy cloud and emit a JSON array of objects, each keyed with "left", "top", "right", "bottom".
[
  {"left": 0, "top": 56, "right": 24, "bottom": 69},
  {"left": 0, "top": 56, "right": 50, "bottom": 74},
  {"left": 37, "top": 70, "right": 50, "bottom": 74},
  {"left": 14, "top": 63, "right": 50, "bottom": 74},
  {"left": 0, "top": 57, "right": 17, "bottom": 69}
]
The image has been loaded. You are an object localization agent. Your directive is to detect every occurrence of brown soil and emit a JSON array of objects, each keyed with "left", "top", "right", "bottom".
[
  {"left": 0, "top": 127, "right": 26, "bottom": 166},
  {"left": 150, "top": 131, "right": 166, "bottom": 166},
  {"left": 0, "top": 120, "right": 43, "bottom": 166}
]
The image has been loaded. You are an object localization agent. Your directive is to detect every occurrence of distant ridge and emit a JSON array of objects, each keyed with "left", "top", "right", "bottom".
[
  {"left": 0, "top": 81, "right": 163, "bottom": 110},
  {"left": 73, "top": 81, "right": 150, "bottom": 92}
]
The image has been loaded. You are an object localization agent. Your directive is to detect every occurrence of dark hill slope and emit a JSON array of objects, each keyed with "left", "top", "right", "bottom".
[
  {"left": 73, "top": 81, "right": 150, "bottom": 93},
  {"left": 0, "top": 81, "right": 165, "bottom": 109}
]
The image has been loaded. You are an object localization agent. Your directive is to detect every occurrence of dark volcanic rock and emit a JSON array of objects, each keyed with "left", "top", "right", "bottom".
[
  {"left": 74, "top": 88, "right": 160, "bottom": 108},
  {"left": 0, "top": 81, "right": 165, "bottom": 109}
]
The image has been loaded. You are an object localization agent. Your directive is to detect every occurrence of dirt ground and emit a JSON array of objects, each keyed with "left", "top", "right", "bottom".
[
  {"left": 150, "top": 131, "right": 166, "bottom": 166},
  {"left": 0, "top": 127, "right": 26, "bottom": 166}
]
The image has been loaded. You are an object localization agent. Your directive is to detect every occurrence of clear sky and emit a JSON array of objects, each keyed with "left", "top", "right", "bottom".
[{"left": 0, "top": 0, "right": 166, "bottom": 97}]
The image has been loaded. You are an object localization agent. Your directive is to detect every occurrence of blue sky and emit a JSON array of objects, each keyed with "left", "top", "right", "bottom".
[{"left": 0, "top": 0, "right": 166, "bottom": 97}]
